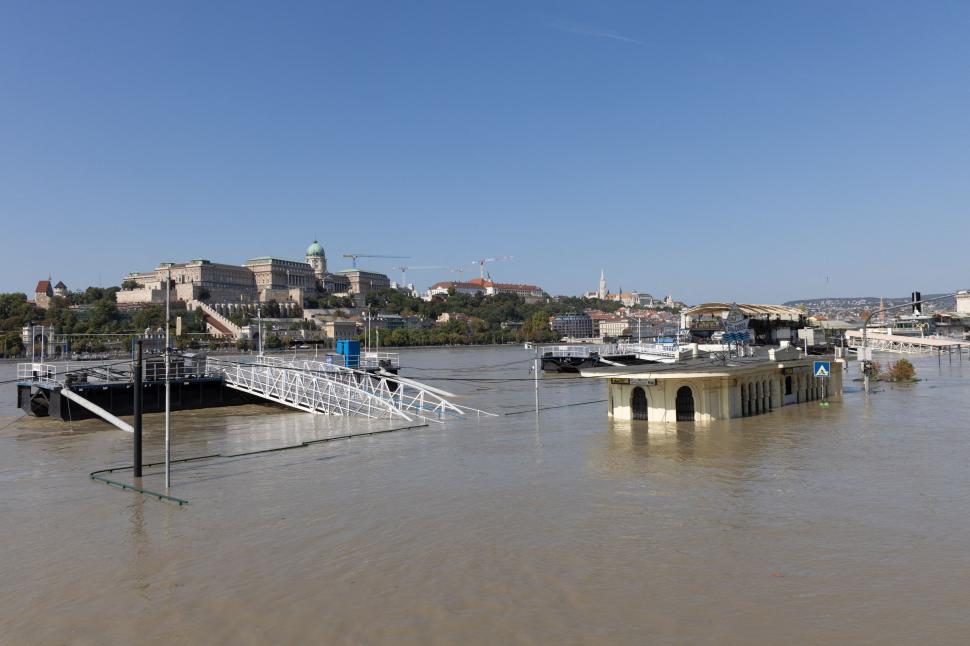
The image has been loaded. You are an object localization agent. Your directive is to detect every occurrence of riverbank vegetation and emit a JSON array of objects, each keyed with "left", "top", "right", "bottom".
[{"left": 0, "top": 290, "right": 210, "bottom": 356}]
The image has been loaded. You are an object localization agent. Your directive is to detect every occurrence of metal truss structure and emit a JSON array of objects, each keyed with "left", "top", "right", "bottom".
[
  {"left": 208, "top": 356, "right": 465, "bottom": 423},
  {"left": 845, "top": 331, "right": 964, "bottom": 355}
]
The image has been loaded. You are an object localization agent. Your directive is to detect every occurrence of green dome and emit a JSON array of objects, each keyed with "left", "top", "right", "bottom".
[{"left": 306, "top": 240, "right": 325, "bottom": 257}]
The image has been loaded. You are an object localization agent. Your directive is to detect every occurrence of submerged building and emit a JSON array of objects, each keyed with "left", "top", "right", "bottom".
[{"left": 582, "top": 343, "right": 843, "bottom": 422}]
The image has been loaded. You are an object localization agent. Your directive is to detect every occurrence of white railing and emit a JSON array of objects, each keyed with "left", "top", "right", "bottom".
[
  {"left": 360, "top": 351, "right": 400, "bottom": 369},
  {"left": 17, "top": 363, "right": 57, "bottom": 384},
  {"left": 206, "top": 356, "right": 463, "bottom": 422},
  {"left": 140, "top": 357, "right": 209, "bottom": 382},
  {"left": 845, "top": 330, "right": 963, "bottom": 355},
  {"left": 615, "top": 342, "right": 685, "bottom": 360},
  {"left": 196, "top": 302, "right": 243, "bottom": 339},
  {"left": 540, "top": 344, "right": 616, "bottom": 358}
]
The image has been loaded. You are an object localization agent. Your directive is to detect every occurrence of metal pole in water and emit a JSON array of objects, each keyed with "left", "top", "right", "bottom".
[
  {"left": 133, "top": 339, "right": 143, "bottom": 478},
  {"left": 165, "top": 270, "right": 171, "bottom": 489},
  {"left": 534, "top": 344, "right": 540, "bottom": 413}
]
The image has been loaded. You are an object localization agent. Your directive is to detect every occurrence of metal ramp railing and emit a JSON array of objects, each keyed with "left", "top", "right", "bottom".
[
  {"left": 16, "top": 362, "right": 58, "bottom": 384},
  {"left": 206, "top": 356, "right": 465, "bottom": 423}
]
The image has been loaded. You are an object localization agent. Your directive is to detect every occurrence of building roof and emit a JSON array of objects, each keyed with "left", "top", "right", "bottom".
[
  {"left": 35, "top": 280, "right": 51, "bottom": 294},
  {"left": 429, "top": 281, "right": 483, "bottom": 290},
  {"left": 814, "top": 320, "right": 855, "bottom": 330},
  {"left": 581, "top": 352, "right": 825, "bottom": 379},
  {"left": 683, "top": 302, "right": 804, "bottom": 318},
  {"left": 54, "top": 281, "right": 66, "bottom": 289},
  {"left": 245, "top": 256, "right": 307, "bottom": 264},
  {"left": 335, "top": 268, "right": 388, "bottom": 277},
  {"left": 306, "top": 240, "right": 325, "bottom": 257},
  {"left": 467, "top": 277, "right": 541, "bottom": 291}
]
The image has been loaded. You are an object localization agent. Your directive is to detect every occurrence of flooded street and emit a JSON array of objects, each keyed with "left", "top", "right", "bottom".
[{"left": 2, "top": 347, "right": 970, "bottom": 644}]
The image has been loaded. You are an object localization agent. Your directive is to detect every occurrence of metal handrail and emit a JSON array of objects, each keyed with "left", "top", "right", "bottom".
[
  {"left": 205, "top": 356, "right": 464, "bottom": 422},
  {"left": 16, "top": 362, "right": 57, "bottom": 383}
]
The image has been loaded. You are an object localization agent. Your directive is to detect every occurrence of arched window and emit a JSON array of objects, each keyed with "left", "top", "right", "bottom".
[
  {"left": 631, "top": 387, "right": 648, "bottom": 421},
  {"left": 676, "top": 386, "right": 695, "bottom": 422}
]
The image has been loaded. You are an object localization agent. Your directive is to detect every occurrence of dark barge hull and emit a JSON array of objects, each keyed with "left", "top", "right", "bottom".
[
  {"left": 541, "top": 357, "right": 600, "bottom": 373},
  {"left": 542, "top": 354, "right": 658, "bottom": 373},
  {"left": 18, "top": 377, "right": 256, "bottom": 422}
]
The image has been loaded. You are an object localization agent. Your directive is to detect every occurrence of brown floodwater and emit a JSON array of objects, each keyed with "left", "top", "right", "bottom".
[{"left": 2, "top": 347, "right": 969, "bottom": 644}]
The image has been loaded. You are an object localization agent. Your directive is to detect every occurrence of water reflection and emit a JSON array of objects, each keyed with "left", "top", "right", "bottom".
[{"left": 4, "top": 351, "right": 970, "bottom": 644}]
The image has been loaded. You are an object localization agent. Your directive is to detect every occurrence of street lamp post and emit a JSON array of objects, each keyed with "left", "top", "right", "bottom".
[{"left": 164, "top": 269, "right": 171, "bottom": 489}]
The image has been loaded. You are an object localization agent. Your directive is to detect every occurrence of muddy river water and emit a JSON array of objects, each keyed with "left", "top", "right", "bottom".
[{"left": 2, "top": 347, "right": 969, "bottom": 644}]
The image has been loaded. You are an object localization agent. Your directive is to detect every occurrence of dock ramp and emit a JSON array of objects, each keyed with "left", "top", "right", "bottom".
[
  {"left": 207, "top": 357, "right": 465, "bottom": 423},
  {"left": 59, "top": 388, "right": 134, "bottom": 433}
]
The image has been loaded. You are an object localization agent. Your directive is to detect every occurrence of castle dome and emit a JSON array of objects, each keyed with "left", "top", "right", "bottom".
[{"left": 306, "top": 240, "right": 325, "bottom": 257}]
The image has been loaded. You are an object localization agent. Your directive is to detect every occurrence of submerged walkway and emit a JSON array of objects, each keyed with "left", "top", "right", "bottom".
[
  {"left": 845, "top": 330, "right": 964, "bottom": 355},
  {"left": 208, "top": 356, "right": 466, "bottom": 423}
]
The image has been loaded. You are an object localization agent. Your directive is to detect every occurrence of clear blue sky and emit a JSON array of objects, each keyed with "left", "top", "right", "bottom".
[{"left": 2, "top": 1, "right": 969, "bottom": 303}]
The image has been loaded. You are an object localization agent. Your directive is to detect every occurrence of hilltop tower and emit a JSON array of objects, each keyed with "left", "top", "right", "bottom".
[
  {"left": 598, "top": 269, "right": 607, "bottom": 299},
  {"left": 305, "top": 240, "right": 327, "bottom": 279}
]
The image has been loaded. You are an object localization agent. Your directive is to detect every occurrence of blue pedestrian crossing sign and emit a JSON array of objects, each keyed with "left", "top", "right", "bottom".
[{"left": 813, "top": 361, "right": 831, "bottom": 378}]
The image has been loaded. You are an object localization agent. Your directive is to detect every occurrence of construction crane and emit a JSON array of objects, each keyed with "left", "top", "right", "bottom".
[
  {"left": 394, "top": 265, "right": 447, "bottom": 286},
  {"left": 342, "top": 253, "right": 409, "bottom": 269},
  {"left": 471, "top": 256, "right": 512, "bottom": 280}
]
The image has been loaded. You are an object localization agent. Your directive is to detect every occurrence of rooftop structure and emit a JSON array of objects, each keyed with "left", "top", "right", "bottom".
[
  {"left": 305, "top": 240, "right": 327, "bottom": 279},
  {"left": 681, "top": 302, "right": 806, "bottom": 345}
]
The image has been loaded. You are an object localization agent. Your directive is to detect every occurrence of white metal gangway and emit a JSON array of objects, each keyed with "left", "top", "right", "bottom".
[
  {"left": 539, "top": 344, "right": 616, "bottom": 359},
  {"left": 207, "top": 356, "right": 465, "bottom": 423},
  {"left": 844, "top": 330, "right": 964, "bottom": 356},
  {"left": 614, "top": 342, "right": 689, "bottom": 363}
]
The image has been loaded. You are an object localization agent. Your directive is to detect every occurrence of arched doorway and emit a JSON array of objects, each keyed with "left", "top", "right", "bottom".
[
  {"left": 675, "top": 386, "right": 695, "bottom": 422},
  {"left": 631, "top": 387, "right": 648, "bottom": 420}
]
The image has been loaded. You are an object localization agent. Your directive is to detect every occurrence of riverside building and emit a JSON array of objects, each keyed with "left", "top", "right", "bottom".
[
  {"left": 582, "top": 343, "right": 843, "bottom": 422},
  {"left": 551, "top": 313, "right": 594, "bottom": 339}
]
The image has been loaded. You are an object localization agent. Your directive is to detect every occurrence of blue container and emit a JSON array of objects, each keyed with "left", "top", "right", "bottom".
[{"left": 336, "top": 340, "right": 360, "bottom": 368}]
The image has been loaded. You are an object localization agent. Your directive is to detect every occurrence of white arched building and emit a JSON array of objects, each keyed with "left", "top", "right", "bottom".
[{"left": 582, "top": 343, "right": 843, "bottom": 422}]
